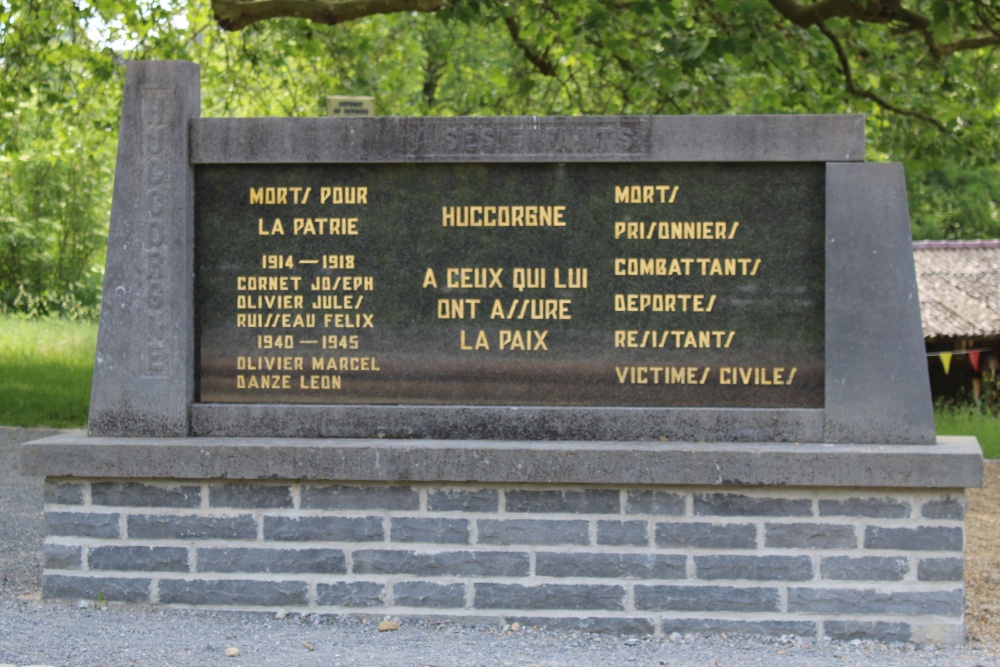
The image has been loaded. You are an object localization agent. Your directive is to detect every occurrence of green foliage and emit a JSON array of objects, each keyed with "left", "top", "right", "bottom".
[
  {"left": 0, "top": 0, "right": 998, "bottom": 319},
  {"left": 909, "top": 163, "right": 1000, "bottom": 240},
  {"left": 190, "top": 0, "right": 998, "bottom": 236},
  {"left": 0, "top": 314, "right": 97, "bottom": 427},
  {"left": 1, "top": 2, "right": 121, "bottom": 319},
  {"left": 0, "top": 135, "right": 110, "bottom": 319}
]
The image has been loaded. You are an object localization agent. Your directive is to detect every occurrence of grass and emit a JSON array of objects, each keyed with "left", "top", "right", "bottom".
[
  {"left": 2, "top": 315, "right": 1000, "bottom": 458},
  {"left": 935, "top": 404, "right": 1000, "bottom": 459},
  {"left": 0, "top": 314, "right": 97, "bottom": 428}
]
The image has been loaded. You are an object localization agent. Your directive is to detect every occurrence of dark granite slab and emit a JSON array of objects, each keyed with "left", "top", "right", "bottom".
[{"left": 196, "top": 162, "right": 825, "bottom": 410}]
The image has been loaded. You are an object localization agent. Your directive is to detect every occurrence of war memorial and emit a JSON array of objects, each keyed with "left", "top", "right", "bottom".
[{"left": 21, "top": 61, "right": 983, "bottom": 645}]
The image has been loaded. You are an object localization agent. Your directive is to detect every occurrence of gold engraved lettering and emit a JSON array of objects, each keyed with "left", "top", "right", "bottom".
[
  {"left": 310, "top": 294, "right": 363, "bottom": 310},
  {"left": 292, "top": 218, "right": 358, "bottom": 235},
  {"left": 319, "top": 186, "right": 367, "bottom": 204},
  {"left": 552, "top": 268, "right": 588, "bottom": 289},
  {"left": 441, "top": 206, "right": 566, "bottom": 227},
  {"left": 422, "top": 268, "right": 438, "bottom": 288},
  {"left": 322, "top": 313, "right": 374, "bottom": 328},
  {"left": 719, "top": 367, "right": 796, "bottom": 385},
  {"left": 460, "top": 329, "right": 490, "bottom": 350},
  {"left": 613, "top": 185, "right": 679, "bottom": 204},
  {"left": 299, "top": 374, "right": 343, "bottom": 389},
  {"left": 236, "top": 294, "right": 303, "bottom": 310},
  {"left": 459, "top": 329, "right": 549, "bottom": 351},
  {"left": 236, "top": 356, "right": 303, "bottom": 371},
  {"left": 613, "top": 294, "right": 716, "bottom": 313},
  {"left": 310, "top": 356, "right": 380, "bottom": 371},
  {"left": 438, "top": 298, "right": 481, "bottom": 319},
  {"left": 249, "top": 187, "right": 311, "bottom": 205},
  {"left": 499, "top": 329, "right": 548, "bottom": 351},
  {"left": 322, "top": 254, "right": 355, "bottom": 269},
  {"left": 511, "top": 267, "right": 545, "bottom": 291},
  {"left": 614, "top": 366, "right": 709, "bottom": 385},
  {"left": 614, "top": 330, "right": 736, "bottom": 349},
  {"left": 613, "top": 257, "right": 760, "bottom": 276},
  {"left": 257, "top": 335, "right": 295, "bottom": 349},
  {"left": 258, "top": 218, "right": 285, "bottom": 235},
  {"left": 237, "top": 276, "right": 303, "bottom": 291},
  {"left": 261, "top": 254, "right": 295, "bottom": 269},
  {"left": 236, "top": 374, "right": 292, "bottom": 389},
  {"left": 446, "top": 267, "right": 503, "bottom": 289},
  {"left": 613, "top": 221, "right": 738, "bottom": 240},
  {"left": 308, "top": 276, "right": 374, "bottom": 291},
  {"left": 236, "top": 313, "right": 316, "bottom": 328},
  {"left": 488, "top": 298, "right": 571, "bottom": 320},
  {"left": 321, "top": 335, "right": 359, "bottom": 350}
]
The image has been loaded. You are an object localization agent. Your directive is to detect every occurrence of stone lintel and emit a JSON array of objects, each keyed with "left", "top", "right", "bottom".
[
  {"left": 190, "top": 115, "right": 866, "bottom": 164},
  {"left": 21, "top": 433, "right": 982, "bottom": 489}
]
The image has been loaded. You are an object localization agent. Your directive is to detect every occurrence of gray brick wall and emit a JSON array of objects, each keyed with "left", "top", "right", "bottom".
[
  {"left": 92, "top": 482, "right": 200, "bottom": 508},
  {"left": 41, "top": 479, "right": 968, "bottom": 644}
]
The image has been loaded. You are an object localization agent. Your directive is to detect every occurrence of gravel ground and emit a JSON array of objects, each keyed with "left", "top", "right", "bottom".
[{"left": 2, "top": 426, "right": 999, "bottom": 667}]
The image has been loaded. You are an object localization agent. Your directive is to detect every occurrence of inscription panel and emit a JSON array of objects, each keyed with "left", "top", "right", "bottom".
[{"left": 196, "top": 162, "right": 824, "bottom": 408}]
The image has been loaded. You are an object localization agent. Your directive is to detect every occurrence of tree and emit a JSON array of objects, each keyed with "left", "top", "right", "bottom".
[
  {"left": 1, "top": 2, "right": 121, "bottom": 317},
  {"left": 1, "top": 1, "right": 997, "bottom": 317},
  {"left": 207, "top": 1, "right": 999, "bottom": 240},
  {"left": 209, "top": 1, "right": 998, "bottom": 138}
]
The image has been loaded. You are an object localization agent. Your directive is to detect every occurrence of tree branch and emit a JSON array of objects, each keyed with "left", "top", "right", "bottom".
[
  {"left": 936, "top": 35, "right": 1000, "bottom": 56},
  {"left": 973, "top": 0, "right": 1000, "bottom": 39},
  {"left": 212, "top": 0, "right": 446, "bottom": 31},
  {"left": 770, "top": 0, "right": 999, "bottom": 58},
  {"left": 584, "top": 33, "right": 685, "bottom": 114},
  {"left": 816, "top": 22, "right": 947, "bottom": 132},
  {"left": 767, "top": 0, "right": 864, "bottom": 28},
  {"left": 500, "top": 12, "right": 557, "bottom": 76},
  {"left": 768, "top": 0, "right": 932, "bottom": 28}
]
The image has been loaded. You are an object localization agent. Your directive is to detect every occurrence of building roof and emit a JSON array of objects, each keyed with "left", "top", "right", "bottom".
[{"left": 913, "top": 239, "right": 1000, "bottom": 340}]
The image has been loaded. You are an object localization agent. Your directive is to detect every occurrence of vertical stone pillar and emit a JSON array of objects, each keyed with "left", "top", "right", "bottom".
[
  {"left": 89, "top": 61, "right": 200, "bottom": 436},
  {"left": 824, "top": 163, "right": 935, "bottom": 444}
]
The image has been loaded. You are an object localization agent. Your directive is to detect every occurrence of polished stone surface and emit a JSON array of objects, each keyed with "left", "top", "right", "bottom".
[{"left": 196, "top": 162, "right": 825, "bottom": 409}]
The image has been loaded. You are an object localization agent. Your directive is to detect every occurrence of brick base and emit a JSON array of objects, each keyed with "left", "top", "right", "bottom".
[{"left": 42, "top": 479, "right": 966, "bottom": 645}]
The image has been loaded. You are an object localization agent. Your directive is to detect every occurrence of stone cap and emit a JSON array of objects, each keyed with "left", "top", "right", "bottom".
[
  {"left": 190, "top": 114, "right": 866, "bottom": 164},
  {"left": 21, "top": 433, "right": 982, "bottom": 489}
]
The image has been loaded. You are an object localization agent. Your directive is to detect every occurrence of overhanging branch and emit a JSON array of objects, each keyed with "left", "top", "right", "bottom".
[
  {"left": 767, "top": 0, "right": 864, "bottom": 28},
  {"left": 770, "top": 0, "right": 999, "bottom": 58},
  {"left": 936, "top": 35, "right": 1000, "bottom": 57},
  {"left": 500, "top": 12, "right": 558, "bottom": 76},
  {"left": 817, "top": 22, "right": 947, "bottom": 132},
  {"left": 212, "top": 0, "right": 446, "bottom": 31}
]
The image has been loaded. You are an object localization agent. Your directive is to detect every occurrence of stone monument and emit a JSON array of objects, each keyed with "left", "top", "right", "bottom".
[{"left": 23, "top": 60, "right": 982, "bottom": 645}]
